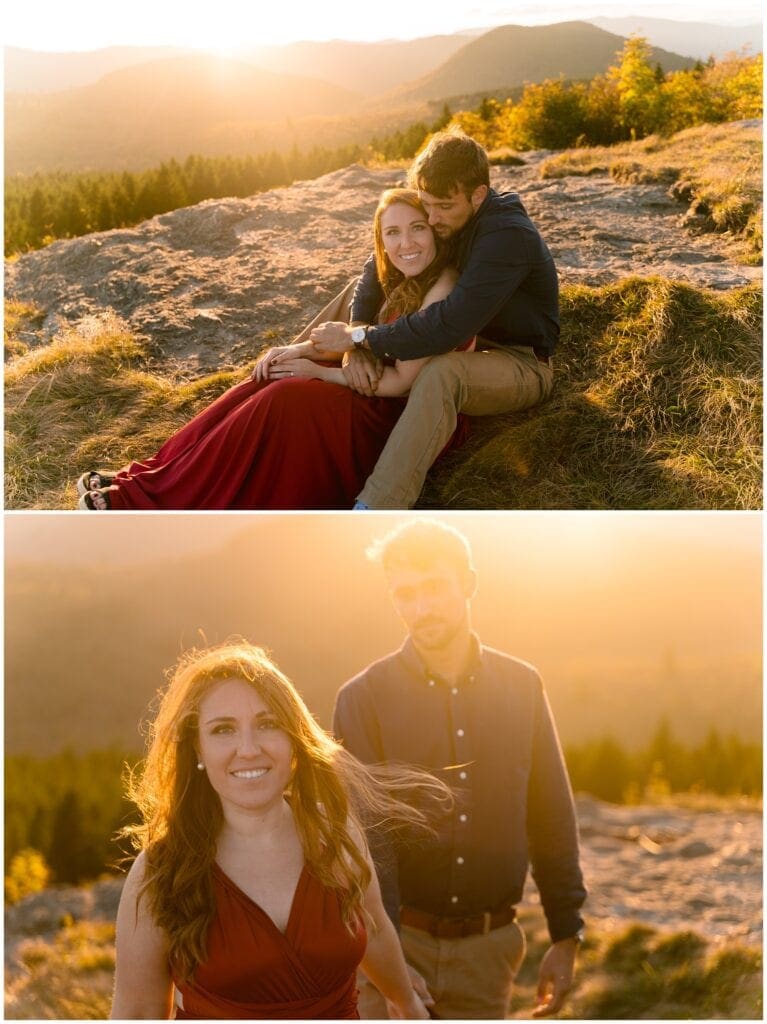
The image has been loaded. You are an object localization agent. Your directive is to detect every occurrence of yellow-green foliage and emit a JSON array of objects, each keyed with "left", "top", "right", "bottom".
[
  {"left": 6, "top": 920, "right": 115, "bottom": 1020},
  {"left": 454, "top": 44, "right": 762, "bottom": 152},
  {"left": 422, "top": 278, "right": 762, "bottom": 511},
  {"left": 5, "top": 849, "right": 50, "bottom": 905}
]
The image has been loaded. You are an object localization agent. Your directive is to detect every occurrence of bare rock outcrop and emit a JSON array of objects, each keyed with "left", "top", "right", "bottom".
[{"left": 5, "top": 156, "right": 761, "bottom": 376}]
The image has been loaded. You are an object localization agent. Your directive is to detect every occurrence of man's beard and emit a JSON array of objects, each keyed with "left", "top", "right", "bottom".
[{"left": 411, "top": 617, "right": 459, "bottom": 650}]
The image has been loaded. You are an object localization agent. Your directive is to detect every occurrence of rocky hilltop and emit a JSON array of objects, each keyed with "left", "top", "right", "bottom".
[{"left": 6, "top": 142, "right": 761, "bottom": 377}]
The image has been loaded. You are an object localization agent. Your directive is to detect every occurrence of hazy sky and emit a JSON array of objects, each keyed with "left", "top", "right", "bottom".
[
  {"left": 3, "top": 0, "right": 761, "bottom": 51},
  {"left": 5, "top": 510, "right": 762, "bottom": 571}
]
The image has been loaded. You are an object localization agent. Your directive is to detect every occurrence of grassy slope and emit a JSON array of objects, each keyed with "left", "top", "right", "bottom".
[
  {"left": 4, "top": 908, "right": 761, "bottom": 1019},
  {"left": 421, "top": 278, "right": 762, "bottom": 510},
  {"left": 5, "top": 275, "right": 762, "bottom": 511},
  {"left": 535, "top": 121, "right": 763, "bottom": 263}
]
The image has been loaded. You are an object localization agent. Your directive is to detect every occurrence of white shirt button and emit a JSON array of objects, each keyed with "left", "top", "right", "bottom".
[
  {"left": 451, "top": 687, "right": 459, "bottom": 695},
  {"left": 428, "top": 679, "right": 435, "bottom": 687},
  {"left": 451, "top": 895, "right": 459, "bottom": 904},
  {"left": 456, "top": 728, "right": 465, "bottom": 737},
  {"left": 459, "top": 771, "right": 468, "bottom": 780},
  {"left": 456, "top": 856, "right": 465, "bottom": 865},
  {"left": 459, "top": 813, "right": 468, "bottom": 823}
]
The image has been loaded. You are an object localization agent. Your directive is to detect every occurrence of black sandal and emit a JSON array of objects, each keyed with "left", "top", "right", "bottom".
[
  {"left": 76, "top": 470, "right": 115, "bottom": 497},
  {"left": 78, "top": 487, "right": 112, "bottom": 511}
]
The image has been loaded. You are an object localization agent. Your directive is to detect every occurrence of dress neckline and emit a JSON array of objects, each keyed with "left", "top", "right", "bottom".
[{"left": 213, "top": 859, "right": 308, "bottom": 939}]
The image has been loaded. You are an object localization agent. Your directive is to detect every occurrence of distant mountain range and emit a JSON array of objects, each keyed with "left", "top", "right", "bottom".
[
  {"left": 3, "top": 18, "right": 753, "bottom": 175},
  {"left": 6, "top": 17, "right": 760, "bottom": 96},
  {"left": 5, "top": 55, "right": 362, "bottom": 173},
  {"left": 379, "top": 22, "right": 694, "bottom": 104}
]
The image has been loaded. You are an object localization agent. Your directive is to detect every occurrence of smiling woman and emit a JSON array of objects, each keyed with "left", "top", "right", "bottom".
[{"left": 111, "top": 640, "right": 450, "bottom": 1019}]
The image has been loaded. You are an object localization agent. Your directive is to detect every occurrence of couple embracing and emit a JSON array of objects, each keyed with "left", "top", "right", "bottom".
[{"left": 79, "top": 129, "right": 556, "bottom": 511}]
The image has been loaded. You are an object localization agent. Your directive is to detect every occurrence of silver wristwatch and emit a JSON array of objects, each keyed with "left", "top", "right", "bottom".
[{"left": 350, "top": 326, "right": 367, "bottom": 350}]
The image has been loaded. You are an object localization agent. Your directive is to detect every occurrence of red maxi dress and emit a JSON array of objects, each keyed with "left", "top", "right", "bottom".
[
  {"left": 105, "top": 343, "right": 473, "bottom": 510},
  {"left": 174, "top": 863, "right": 367, "bottom": 1019}
]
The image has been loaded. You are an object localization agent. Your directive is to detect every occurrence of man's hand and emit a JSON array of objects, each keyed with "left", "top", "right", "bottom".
[
  {"left": 309, "top": 321, "right": 354, "bottom": 353},
  {"left": 532, "top": 937, "right": 578, "bottom": 1018},
  {"left": 342, "top": 349, "right": 383, "bottom": 396},
  {"left": 405, "top": 964, "right": 434, "bottom": 1009}
]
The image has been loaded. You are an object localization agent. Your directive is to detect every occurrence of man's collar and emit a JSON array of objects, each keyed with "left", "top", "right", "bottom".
[{"left": 398, "top": 633, "right": 483, "bottom": 688}]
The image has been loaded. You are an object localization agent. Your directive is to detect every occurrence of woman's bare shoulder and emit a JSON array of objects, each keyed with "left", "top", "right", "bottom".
[{"left": 421, "top": 266, "right": 459, "bottom": 307}]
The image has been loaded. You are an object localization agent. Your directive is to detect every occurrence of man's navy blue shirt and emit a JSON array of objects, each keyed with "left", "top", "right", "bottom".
[
  {"left": 351, "top": 188, "right": 560, "bottom": 360},
  {"left": 333, "top": 636, "right": 587, "bottom": 943}
]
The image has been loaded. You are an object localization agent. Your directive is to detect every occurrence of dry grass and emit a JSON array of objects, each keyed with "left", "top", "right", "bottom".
[
  {"left": 4, "top": 278, "right": 762, "bottom": 510},
  {"left": 4, "top": 908, "right": 759, "bottom": 1020},
  {"left": 5, "top": 919, "right": 115, "bottom": 1019},
  {"left": 510, "top": 911, "right": 762, "bottom": 1020},
  {"left": 539, "top": 121, "right": 763, "bottom": 263},
  {"left": 422, "top": 277, "right": 762, "bottom": 510},
  {"left": 4, "top": 312, "right": 243, "bottom": 510}
]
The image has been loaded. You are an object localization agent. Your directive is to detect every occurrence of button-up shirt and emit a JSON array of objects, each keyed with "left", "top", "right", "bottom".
[{"left": 332, "top": 635, "right": 586, "bottom": 943}]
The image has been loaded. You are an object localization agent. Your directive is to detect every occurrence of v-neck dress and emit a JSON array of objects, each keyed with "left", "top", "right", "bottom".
[{"left": 173, "top": 863, "right": 367, "bottom": 1019}]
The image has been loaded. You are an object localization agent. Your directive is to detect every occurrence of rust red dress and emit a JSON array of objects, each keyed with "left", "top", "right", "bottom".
[
  {"left": 105, "top": 343, "right": 473, "bottom": 510},
  {"left": 174, "top": 863, "right": 366, "bottom": 1019}
]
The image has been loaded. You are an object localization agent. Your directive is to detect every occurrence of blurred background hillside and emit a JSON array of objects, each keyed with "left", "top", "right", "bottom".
[{"left": 5, "top": 512, "right": 762, "bottom": 754}]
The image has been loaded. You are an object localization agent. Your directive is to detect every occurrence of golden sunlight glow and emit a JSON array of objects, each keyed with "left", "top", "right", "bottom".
[{"left": 4, "top": 0, "right": 759, "bottom": 51}]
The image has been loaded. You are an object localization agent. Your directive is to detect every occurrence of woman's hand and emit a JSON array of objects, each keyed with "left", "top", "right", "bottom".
[
  {"left": 251, "top": 347, "right": 284, "bottom": 382},
  {"left": 267, "top": 357, "right": 324, "bottom": 381},
  {"left": 252, "top": 342, "right": 315, "bottom": 381}
]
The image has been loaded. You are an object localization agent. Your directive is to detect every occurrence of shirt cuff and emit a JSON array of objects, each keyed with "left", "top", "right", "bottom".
[{"left": 547, "top": 909, "right": 585, "bottom": 944}]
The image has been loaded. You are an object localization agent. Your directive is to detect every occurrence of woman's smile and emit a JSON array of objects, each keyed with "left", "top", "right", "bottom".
[{"left": 198, "top": 678, "right": 294, "bottom": 814}]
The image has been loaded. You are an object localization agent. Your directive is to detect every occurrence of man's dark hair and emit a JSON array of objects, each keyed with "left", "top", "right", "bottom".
[{"left": 408, "top": 127, "right": 490, "bottom": 199}]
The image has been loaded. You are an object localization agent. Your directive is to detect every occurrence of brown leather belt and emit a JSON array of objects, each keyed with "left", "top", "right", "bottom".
[{"left": 400, "top": 905, "right": 516, "bottom": 939}]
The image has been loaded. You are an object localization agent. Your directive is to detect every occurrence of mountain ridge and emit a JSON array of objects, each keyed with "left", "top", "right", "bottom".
[
  {"left": 380, "top": 21, "right": 696, "bottom": 104},
  {"left": 5, "top": 17, "right": 760, "bottom": 95},
  {"left": 4, "top": 22, "right": 697, "bottom": 175}
]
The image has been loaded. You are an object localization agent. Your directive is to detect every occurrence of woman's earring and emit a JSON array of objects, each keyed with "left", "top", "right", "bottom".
[{"left": 197, "top": 761, "right": 205, "bottom": 771}]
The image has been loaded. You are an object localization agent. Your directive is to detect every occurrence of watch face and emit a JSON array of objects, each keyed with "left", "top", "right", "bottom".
[{"left": 351, "top": 326, "right": 366, "bottom": 344}]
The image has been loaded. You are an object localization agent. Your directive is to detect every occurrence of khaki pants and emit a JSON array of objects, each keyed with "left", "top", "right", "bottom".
[
  {"left": 292, "top": 279, "right": 554, "bottom": 510},
  {"left": 359, "top": 345, "right": 553, "bottom": 509},
  {"left": 358, "top": 921, "right": 526, "bottom": 1020}
]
